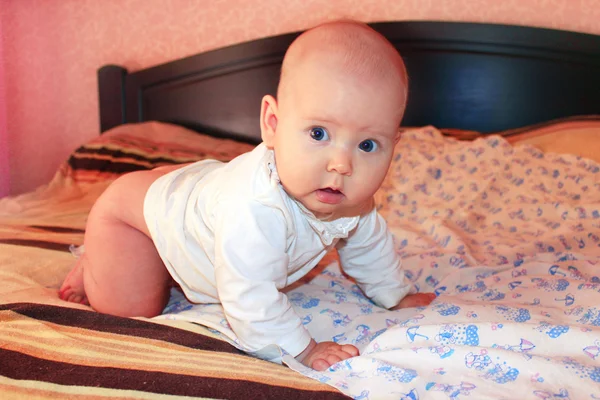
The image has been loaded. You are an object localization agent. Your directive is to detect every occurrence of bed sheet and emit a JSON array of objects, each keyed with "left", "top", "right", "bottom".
[{"left": 161, "top": 127, "right": 600, "bottom": 400}]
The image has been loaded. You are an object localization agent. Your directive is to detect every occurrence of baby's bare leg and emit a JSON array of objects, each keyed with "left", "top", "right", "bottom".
[{"left": 60, "top": 166, "right": 182, "bottom": 318}]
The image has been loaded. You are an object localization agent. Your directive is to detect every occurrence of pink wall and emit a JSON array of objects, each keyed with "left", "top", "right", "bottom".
[
  {"left": 2, "top": 0, "right": 599, "bottom": 196},
  {"left": 0, "top": 8, "right": 8, "bottom": 198}
]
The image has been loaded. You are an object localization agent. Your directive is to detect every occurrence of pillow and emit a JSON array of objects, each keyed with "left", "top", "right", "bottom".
[
  {"left": 63, "top": 122, "right": 255, "bottom": 184},
  {"left": 402, "top": 116, "right": 600, "bottom": 163},
  {"left": 0, "top": 122, "right": 255, "bottom": 220},
  {"left": 501, "top": 116, "right": 600, "bottom": 163}
]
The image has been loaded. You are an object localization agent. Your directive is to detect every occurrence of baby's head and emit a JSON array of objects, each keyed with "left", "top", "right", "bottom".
[{"left": 261, "top": 20, "right": 408, "bottom": 220}]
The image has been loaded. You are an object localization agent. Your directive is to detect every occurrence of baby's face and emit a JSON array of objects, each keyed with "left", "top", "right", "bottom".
[{"left": 271, "top": 59, "right": 405, "bottom": 219}]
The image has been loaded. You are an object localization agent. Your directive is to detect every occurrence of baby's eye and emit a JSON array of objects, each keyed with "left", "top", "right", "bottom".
[
  {"left": 310, "top": 127, "right": 329, "bottom": 141},
  {"left": 359, "top": 139, "right": 378, "bottom": 152}
]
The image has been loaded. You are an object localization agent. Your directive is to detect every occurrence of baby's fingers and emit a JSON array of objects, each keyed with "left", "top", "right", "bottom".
[
  {"left": 340, "top": 344, "right": 360, "bottom": 357},
  {"left": 312, "top": 355, "right": 341, "bottom": 371},
  {"left": 398, "top": 293, "right": 436, "bottom": 308},
  {"left": 311, "top": 346, "right": 358, "bottom": 371},
  {"left": 325, "top": 346, "right": 357, "bottom": 365},
  {"left": 312, "top": 359, "right": 330, "bottom": 371}
]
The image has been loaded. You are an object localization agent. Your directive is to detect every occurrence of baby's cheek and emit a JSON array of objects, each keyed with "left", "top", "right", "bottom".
[
  {"left": 279, "top": 168, "right": 312, "bottom": 197},
  {"left": 358, "top": 166, "right": 387, "bottom": 195}
]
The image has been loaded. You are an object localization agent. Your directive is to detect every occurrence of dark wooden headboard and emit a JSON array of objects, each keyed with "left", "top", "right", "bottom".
[{"left": 98, "top": 21, "right": 600, "bottom": 144}]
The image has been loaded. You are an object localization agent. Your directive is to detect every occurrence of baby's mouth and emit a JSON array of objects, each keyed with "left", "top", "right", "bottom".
[{"left": 315, "top": 187, "right": 344, "bottom": 204}]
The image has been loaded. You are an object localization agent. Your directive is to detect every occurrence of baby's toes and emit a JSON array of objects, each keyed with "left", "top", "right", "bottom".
[{"left": 58, "top": 286, "right": 72, "bottom": 300}]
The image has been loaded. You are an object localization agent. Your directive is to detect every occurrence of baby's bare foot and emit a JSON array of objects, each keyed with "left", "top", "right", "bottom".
[{"left": 59, "top": 260, "right": 89, "bottom": 305}]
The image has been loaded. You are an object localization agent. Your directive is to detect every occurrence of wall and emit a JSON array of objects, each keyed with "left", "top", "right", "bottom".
[
  {"left": 2, "top": 0, "right": 599, "bottom": 196},
  {"left": 0, "top": 9, "right": 8, "bottom": 197}
]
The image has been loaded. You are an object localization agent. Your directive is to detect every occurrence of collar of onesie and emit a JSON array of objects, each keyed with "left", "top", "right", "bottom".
[{"left": 264, "top": 148, "right": 360, "bottom": 245}]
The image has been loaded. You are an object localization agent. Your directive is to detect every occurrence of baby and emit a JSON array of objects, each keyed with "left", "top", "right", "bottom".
[{"left": 59, "top": 20, "right": 435, "bottom": 371}]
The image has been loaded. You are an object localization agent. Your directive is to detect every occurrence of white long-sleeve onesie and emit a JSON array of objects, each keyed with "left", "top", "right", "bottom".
[{"left": 143, "top": 143, "right": 411, "bottom": 356}]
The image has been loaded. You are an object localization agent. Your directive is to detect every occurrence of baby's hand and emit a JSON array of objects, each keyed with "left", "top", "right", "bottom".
[
  {"left": 391, "top": 292, "right": 436, "bottom": 310},
  {"left": 296, "top": 339, "right": 359, "bottom": 371}
]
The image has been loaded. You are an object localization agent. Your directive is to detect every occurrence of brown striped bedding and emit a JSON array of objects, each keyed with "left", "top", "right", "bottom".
[{"left": 0, "top": 303, "right": 346, "bottom": 399}]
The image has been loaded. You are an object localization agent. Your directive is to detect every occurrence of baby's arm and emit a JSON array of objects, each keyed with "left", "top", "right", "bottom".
[
  {"left": 215, "top": 201, "right": 360, "bottom": 368},
  {"left": 338, "top": 207, "right": 435, "bottom": 309},
  {"left": 214, "top": 201, "right": 313, "bottom": 357}
]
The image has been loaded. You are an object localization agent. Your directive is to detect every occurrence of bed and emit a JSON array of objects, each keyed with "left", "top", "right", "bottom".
[{"left": 1, "top": 21, "right": 600, "bottom": 399}]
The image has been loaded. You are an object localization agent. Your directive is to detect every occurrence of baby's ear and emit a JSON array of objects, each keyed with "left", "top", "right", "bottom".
[
  {"left": 393, "top": 128, "right": 402, "bottom": 144},
  {"left": 260, "top": 95, "right": 278, "bottom": 148}
]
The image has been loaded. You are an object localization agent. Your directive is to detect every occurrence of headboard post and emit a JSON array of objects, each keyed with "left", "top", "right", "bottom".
[{"left": 98, "top": 65, "right": 127, "bottom": 133}]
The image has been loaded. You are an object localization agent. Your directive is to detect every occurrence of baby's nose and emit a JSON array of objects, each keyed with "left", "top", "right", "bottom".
[{"left": 327, "top": 150, "right": 353, "bottom": 176}]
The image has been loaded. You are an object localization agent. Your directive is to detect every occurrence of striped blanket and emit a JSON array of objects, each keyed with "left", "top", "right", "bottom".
[{"left": 1, "top": 303, "right": 345, "bottom": 399}]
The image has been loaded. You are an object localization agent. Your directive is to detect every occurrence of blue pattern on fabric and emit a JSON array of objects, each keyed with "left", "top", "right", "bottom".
[{"left": 160, "top": 128, "right": 600, "bottom": 399}]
